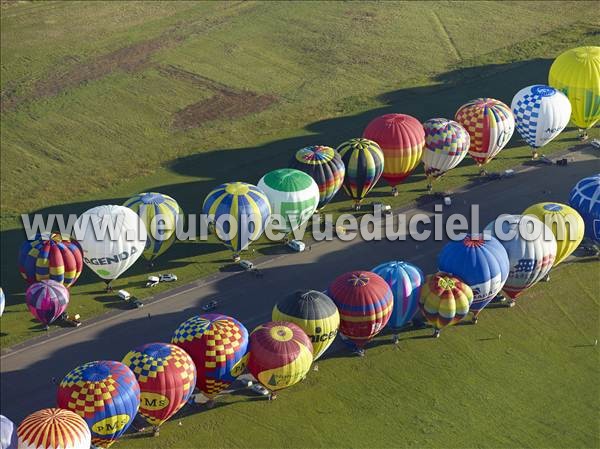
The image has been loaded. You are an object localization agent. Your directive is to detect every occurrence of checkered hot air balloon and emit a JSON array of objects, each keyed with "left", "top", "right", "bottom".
[
  {"left": 171, "top": 314, "right": 249, "bottom": 399},
  {"left": 57, "top": 360, "right": 140, "bottom": 448},
  {"left": 336, "top": 138, "right": 384, "bottom": 210},
  {"left": 247, "top": 321, "right": 313, "bottom": 391},
  {"left": 328, "top": 271, "right": 393, "bottom": 350},
  {"left": 422, "top": 118, "right": 470, "bottom": 190},
  {"left": 455, "top": 98, "right": 515, "bottom": 171},
  {"left": 123, "top": 192, "right": 183, "bottom": 264},
  {"left": 122, "top": 343, "right": 196, "bottom": 430},
  {"left": 363, "top": 114, "right": 425, "bottom": 196},
  {"left": 18, "top": 233, "right": 83, "bottom": 288},
  {"left": 289, "top": 145, "right": 345, "bottom": 210},
  {"left": 17, "top": 408, "right": 91, "bottom": 449},
  {"left": 25, "top": 280, "right": 69, "bottom": 327},
  {"left": 569, "top": 174, "right": 600, "bottom": 245}
]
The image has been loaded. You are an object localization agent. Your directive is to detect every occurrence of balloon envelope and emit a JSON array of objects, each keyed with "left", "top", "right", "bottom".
[
  {"left": 25, "top": 280, "right": 69, "bottom": 326},
  {"left": 0, "top": 288, "right": 5, "bottom": 317},
  {"left": 17, "top": 408, "right": 90, "bottom": 449},
  {"left": 419, "top": 273, "right": 473, "bottom": 330},
  {"left": 272, "top": 290, "right": 340, "bottom": 360},
  {"left": 336, "top": 138, "right": 384, "bottom": 206},
  {"left": 569, "top": 174, "right": 600, "bottom": 245},
  {"left": 0, "top": 415, "right": 16, "bottom": 449},
  {"left": 422, "top": 118, "right": 470, "bottom": 182}
]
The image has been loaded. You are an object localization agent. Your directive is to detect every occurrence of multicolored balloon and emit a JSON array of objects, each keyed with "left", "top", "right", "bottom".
[
  {"left": 438, "top": 234, "right": 509, "bottom": 321},
  {"left": 363, "top": 114, "right": 425, "bottom": 194},
  {"left": 422, "top": 118, "right": 470, "bottom": 189},
  {"left": 17, "top": 408, "right": 91, "bottom": 449},
  {"left": 419, "top": 273, "right": 473, "bottom": 334},
  {"left": 511, "top": 85, "right": 571, "bottom": 152},
  {"left": 336, "top": 138, "right": 384, "bottom": 209},
  {"left": 485, "top": 215, "right": 557, "bottom": 300},
  {"left": 122, "top": 343, "right": 196, "bottom": 428},
  {"left": 455, "top": 98, "right": 515, "bottom": 169},
  {"left": 25, "top": 280, "right": 69, "bottom": 327},
  {"left": 57, "top": 360, "right": 140, "bottom": 448},
  {"left": 522, "top": 202, "right": 584, "bottom": 266},
  {"left": 328, "top": 271, "right": 393, "bottom": 348},
  {"left": 257, "top": 169, "right": 319, "bottom": 235},
  {"left": 202, "top": 182, "right": 271, "bottom": 258},
  {"left": 569, "top": 174, "right": 600, "bottom": 245},
  {"left": 172, "top": 314, "right": 249, "bottom": 398},
  {"left": 0, "top": 414, "right": 16, "bottom": 449},
  {"left": 18, "top": 233, "right": 83, "bottom": 288},
  {"left": 289, "top": 145, "right": 345, "bottom": 210},
  {"left": 123, "top": 192, "right": 182, "bottom": 263},
  {"left": 272, "top": 290, "right": 340, "bottom": 360},
  {"left": 371, "top": 261, "right": 425, "bottom": 333},
  {"left": 549, "top": 46, "right": 600, "bottom": 131},
  {"left": 247, "top": 321, "right": 313, "bottom": 391}
]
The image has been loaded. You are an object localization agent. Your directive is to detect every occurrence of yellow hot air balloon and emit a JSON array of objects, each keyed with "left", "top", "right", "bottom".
[
  {"left": 549, "top": 46, "right": 600, "bottom": 138},
  {"left": 523, "top": 202, "right": 584, "bottom": 266}
]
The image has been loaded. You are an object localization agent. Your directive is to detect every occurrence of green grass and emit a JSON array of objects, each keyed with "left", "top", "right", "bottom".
[
  {"left": 1, "top": 1, "right": 600, "bottom": 346},
  {"left": 120, "top": 262, "right": 599, "bottom": 449}
]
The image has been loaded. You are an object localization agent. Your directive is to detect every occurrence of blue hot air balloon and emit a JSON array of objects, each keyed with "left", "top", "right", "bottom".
[
  {"left": 372, "top": 261, "right": 424, "bottom": 341},
  {"left": 438, "top": 234, "right": 509, "bottom": 323},
  {"left": 569, "top": 174, "right": 600, "bottom": 245}
]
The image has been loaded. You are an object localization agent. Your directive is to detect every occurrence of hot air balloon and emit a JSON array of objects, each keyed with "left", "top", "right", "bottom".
[
  {"left": 485, "top": 215, "right": 557, "bottom": 304},
  {"left": 257, "top": 169, "right": 319, "bottom": 237},
  {"left": 75, "top": 205, "right": 147, "bottom": 291},
  {"left": 511, "top": 85, "right": 571, "bottom": 159},
  {"left": 523, "top": 202, "right": 584, "bottom": 266},
  {"left": 0, "top": 288, "right": 5, "bottom": 317},
  {"left": 289, "top": 145, "right": 345, "bottom": 210},
  {"left": 455, "top": 98, "right": 515, "bottom": 173},
  {"left": 202, "top": 182, "right": 271, "bottom": 261},
  {"left": 172, "top": 314, "right": 249, "bottom": 400},
  {"left": 17, "top": 408, "right": 91, "bottom": 449},
  {"left": 372, "top": 261, "right": 425, "bottom": 342},
  {"left": 419, "top": 272, "right": 473, "bottom": 337},
  {"left": 363, "top": 114, "right": 425, "bottom": 196},
  {"left": 123, "top": 192, "right": 182, "bottom": 266},
  {"left": 272, "top": 290, "right": 340, "bottom": 360},
  {"left": 569, "top": 174, "right": 600, "bottom": 246},
  {"left": 549, "top": 46, "right": 600, "bottom": 139},
  {"left": 57, "top": 360, "right": 140, "bottom": 448},
  {"left": 336, "top": 138, "right": 384, "bottom": 210},
  {"left": 422, "top": 118, "right": 470, "bottom": 190},
  {"left": 25, "top": 280, "right": 69, "bottom": 328},
  {"left": 328, "top": 271, "right": 393, "bottom": 354},
  {"left": 18, "top": 233, "right": 83, "bottom": 288},
  {"left": 1, "top": 415, "right": 16, "bottom": 449},
  {"left": 247, "top": 321, "right": 313, "bottom": 393},
  {"left": 122, "top": 343, "right": 196, "bottom": 434},
  {"left": 438, "top": 234, "right": 509, "bottom": 323}
]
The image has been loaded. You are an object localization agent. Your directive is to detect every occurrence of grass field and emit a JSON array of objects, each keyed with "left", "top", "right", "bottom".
[
  {"left": 119, "top": 261, "right": 599, "bottom": 449},
  {"left": 1, "top": 1, "right": 600, "bottom": 346}
]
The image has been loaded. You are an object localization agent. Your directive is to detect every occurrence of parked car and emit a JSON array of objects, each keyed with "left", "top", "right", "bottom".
[
  {"left": 60, "top": 312, "right": 82, "bottom": 327},
  {"left": 286, "top": 239, "right": 306, "bottom": 252},
  {"left": 159, "top": 273, "right": 178, "bottom": 282},
  {"left": 118, "top": 290, "right": 143, "bottom": 308},
  {"left": 369, "top": 201, "right": 392, "bottom": 214},
  {"left": 118, "top": 290, "right": 131, "bottom": 301},
  {"left": 146, "top": 276, "right": 159, "bottom": 288},
  {"left": 201, "top": 300, "right": 218, "bottom": 312},
  {"left": 239, "top": 260, "right": 254, "bottom": 271}
]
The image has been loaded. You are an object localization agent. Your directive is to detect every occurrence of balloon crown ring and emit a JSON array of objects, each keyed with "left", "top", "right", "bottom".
[
  {"left": 348, "top": 273, "right": 370, "bottom": 286},
  {"left": 463, "top": 235, "right": 486, "bottom": 247}
]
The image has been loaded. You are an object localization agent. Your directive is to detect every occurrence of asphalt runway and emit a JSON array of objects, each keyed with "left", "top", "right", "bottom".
[{"left": 1, "top": 147, "right": 598, "bottom": 421}]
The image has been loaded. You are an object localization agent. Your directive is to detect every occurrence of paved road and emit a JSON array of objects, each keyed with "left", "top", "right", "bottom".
[{"left": 2, "top": 148, "right": 598, "bottom": 421}]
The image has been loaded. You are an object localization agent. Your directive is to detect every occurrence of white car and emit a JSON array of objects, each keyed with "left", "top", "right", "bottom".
[
  {"left": 239, "top": 260, "right": 254, "bottom": 271},
  {"left": 159, "top": 273, "right": 178, "bottom": 282},
  {"left": 118, "top": 290, "right": 131, "bottom": 301},
  {"left": 369, "top": 202, "right": 392, "bottom": 214},
  {"left": 146, "top": 276, "right": 159, "bottom": 288},
  {"left": 286, "top": 239, "right": 306, "bottom": 252}
]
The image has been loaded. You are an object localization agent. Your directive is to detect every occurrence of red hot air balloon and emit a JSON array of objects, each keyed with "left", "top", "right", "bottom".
[
  {"left": 363, "top": 114, "right": 425, "bottom": 196},
  {"left": 328, "top": 271, "right": 393, "bottom": 354}
]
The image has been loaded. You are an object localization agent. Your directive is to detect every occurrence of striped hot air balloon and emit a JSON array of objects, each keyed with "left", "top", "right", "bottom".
[
  {"left": 328, "top": 271, "right": 393, "bottom": 352},
  {"left": 122, "top": 343, "right": 196, "bottom": 431},
  {"left": 336, "top": 138, "right": 384, "bottom": 210},
  {"left": 172, "top": 314, "right": 249, "bottom": 399},
  {"left": 57, "top": 361, "right": 140, "bottom": 448},
  {"left": 247, "top": 321, "right": 313, "bottom": 391},
  {"left": 272, "top": 290, "right": 340, "bottom": 360},
  {"left": 123, "top": 192, "right": 182, "bottom": 264},
  {"left": 569, "top": 174, "right": 600, "bottom": 245},
  {"left": 25, "top": 280, "right": 69, "bottom": 327},
  {"left": 17, "top": 408, "right": 91, "bottom": 449},
  {"left": 363, "top": 114, "right": 425, "bottom": 195},
  {"left": 289, "top": 145, "right": 345, "bottom": 210},
  {"left": 18, "top": 233, "right": 83, "bottom": 288},
  {"left": 419, "top": 273, "right": 473, "bottom": 337},
  {"left": 422, "top": 118, "right": 470, "bottom": 190},
  {"left": 455, "top": 98, "right": 515, "bottom": 171},
  {"left": 203, "top": 182, "right": 271, "bottom": 260}
]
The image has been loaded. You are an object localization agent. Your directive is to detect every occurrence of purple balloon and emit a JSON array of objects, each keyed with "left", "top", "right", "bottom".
[{"left": 25, "top": 280, "right": 69, "bottom": 326}]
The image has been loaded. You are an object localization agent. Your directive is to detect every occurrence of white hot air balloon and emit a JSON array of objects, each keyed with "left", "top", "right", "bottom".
[
  {"left": 485, "top": 214, "right": 557, "bottom": 305},
  {"left": 1, "top": 415, "right": 16, "bottom": 449},
  {"left": 75, "top": 205, "right": 147, "bottom": 290},
  {"left": 511, "top": 84, "right": 571, "bottom": 159}
]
